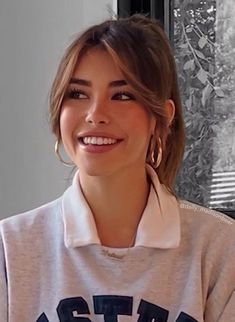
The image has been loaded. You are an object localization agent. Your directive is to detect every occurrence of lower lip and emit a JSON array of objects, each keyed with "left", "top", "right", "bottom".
[{"left": 79, "top": 141, "right": 123, "bottom": 153}]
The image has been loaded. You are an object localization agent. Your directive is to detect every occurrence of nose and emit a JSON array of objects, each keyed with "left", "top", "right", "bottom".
[{"left": 85, "top": 98, "right": 110, "bottom": 125}]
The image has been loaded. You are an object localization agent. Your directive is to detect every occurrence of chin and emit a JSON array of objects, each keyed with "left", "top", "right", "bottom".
[
  {"left": 79, "top": 163, "right": 113, "bottom": 177},
  {"left": 79, "top": 161, "right": 124, "bottom": 178}
]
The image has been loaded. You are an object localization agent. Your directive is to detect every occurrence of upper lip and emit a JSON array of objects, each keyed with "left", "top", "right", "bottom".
[{"left": 77, "top": 131, "right": 123, "bottom": 140}]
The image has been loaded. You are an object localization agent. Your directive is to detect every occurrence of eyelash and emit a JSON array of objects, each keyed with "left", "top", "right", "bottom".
[
  {"left": 112, "top": 91, "right": 135, "bottom": 101},
  {"left": 66, "top": 88, "right": 135, "bottom": 101},
  {"left": 66, "top": 89, "right": 87, "bottom": 100}
]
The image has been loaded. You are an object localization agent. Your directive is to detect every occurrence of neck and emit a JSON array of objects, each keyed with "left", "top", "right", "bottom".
[{"left": 79, "top": 166, "right": 151, "bottom": 247}]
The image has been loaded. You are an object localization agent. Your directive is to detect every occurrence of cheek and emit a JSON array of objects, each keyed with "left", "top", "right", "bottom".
[
  {"left": 60, "top": 107, "right": 77, "bottom": 138},
  {"left": 130, "top": 109, "right": 153, "bottom": 137}
]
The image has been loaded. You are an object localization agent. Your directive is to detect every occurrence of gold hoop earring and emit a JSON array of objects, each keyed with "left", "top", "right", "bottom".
[
  {"left": 150, "top": 137, "right": 162, "bottom": 168},
  {"left": 55, "top": 140, "right": 74, "bottom": 167}
]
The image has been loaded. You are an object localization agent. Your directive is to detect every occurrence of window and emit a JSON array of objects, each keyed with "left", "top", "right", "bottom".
[{"left": 118, "top": 0, "right": 235, "bottom": 218}]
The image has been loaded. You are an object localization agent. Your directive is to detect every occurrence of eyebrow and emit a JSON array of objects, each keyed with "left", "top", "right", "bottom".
[{"left": 69, "top": 78, "right": 128, "bottom": 87}]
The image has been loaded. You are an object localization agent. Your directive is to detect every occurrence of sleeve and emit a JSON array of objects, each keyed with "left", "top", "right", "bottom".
[
  {"left": 0, "top": 227, "right": 8, "bottom": 322},
  {"left": 204, "top": 227, "right": 235, "bottom": 322}
]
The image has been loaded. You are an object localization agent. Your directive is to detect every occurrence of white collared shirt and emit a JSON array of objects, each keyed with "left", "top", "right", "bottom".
[{"left": 62, "top": 164, "right": 181, "bottom": 249}]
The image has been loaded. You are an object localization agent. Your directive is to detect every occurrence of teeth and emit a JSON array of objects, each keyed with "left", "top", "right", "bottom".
[{"left": 82, "top": 137, "right": 118, "bottom": 145}]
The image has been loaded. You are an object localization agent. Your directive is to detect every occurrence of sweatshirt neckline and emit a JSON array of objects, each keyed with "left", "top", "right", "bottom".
[{"left": 62, "top": 164, "right": 181, "bottom": 249}]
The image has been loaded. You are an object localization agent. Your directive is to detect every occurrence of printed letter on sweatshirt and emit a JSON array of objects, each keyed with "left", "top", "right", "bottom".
[
  {"left": 175, "top": 311, "right": 198, "bottom": 322},
  {"left": 93, "top": 295, "right": 133, "bottom": 321},
  {"left": 137, "top": 299, "right": 169, "bottom": 321},
  {"left": 57, "top": 297, "right": 91, "bottom": 321},
  {"left": 36, "top": 296, "right": 198, "bottom": 322}
]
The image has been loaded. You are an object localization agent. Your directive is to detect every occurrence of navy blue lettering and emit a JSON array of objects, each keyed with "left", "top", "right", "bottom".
[
  {"left": 57, "top": 297, "right": 91, "bottom": 322},
  {"left": 36, "top": 296, "right": 199, "bottom": 322},
  {"left": 36, "top": 313, "right": 49, "bottom": 322},
  {"left": 93, "top": 295, "right": 132, "bottom": 322},
  {"left": 176, "top": 312, "right": 198, "bottom": 322},
  {"left": 137, "top": 299, "right": 169, "bottom": 322}
]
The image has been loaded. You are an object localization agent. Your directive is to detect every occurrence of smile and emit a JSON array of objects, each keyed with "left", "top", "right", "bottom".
[
  {"left": 82, "top": 136, "right": 118, "bottom": 145},
  {"left": 78, "top": 136, "right": 123, "bottom": 153}
]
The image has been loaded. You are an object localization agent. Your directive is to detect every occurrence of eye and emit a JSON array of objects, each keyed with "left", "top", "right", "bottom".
[
  {"left": 112, "top": 91, "right": 135, "bottom": 101},
  {"left": 66, "top": 88, "right": 88, "bottom": 100}
]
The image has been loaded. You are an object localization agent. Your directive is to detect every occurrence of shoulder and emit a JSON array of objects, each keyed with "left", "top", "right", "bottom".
[
  {"left": 178, "top": 201, "right": 235, "bottom": 320},
  {"left": 0, "top": 197, "right": 63, "bottom": 241},
  {"left": 179, "top": 199, "right": 235, "bottom": 226},
  {"left": 178, "top": 199, "right": 235, "bottom": 255},
  {"left": 178, "top": 199, "right": 234, "bottom": 226}
]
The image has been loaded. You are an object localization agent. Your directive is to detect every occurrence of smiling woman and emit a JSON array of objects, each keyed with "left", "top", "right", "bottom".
[
  {"left": 50, "top": 15, "right": 183, "bottom": 194},
  {"left": 0, "top": 14, "right": 235, "bottom": 322},
  {"left": 60, "top": 48, "right": 157, "bottom": 181}
]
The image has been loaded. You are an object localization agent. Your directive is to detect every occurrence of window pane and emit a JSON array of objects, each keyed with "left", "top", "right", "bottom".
[{"left": 174, "top": 0, "right": 235, "bottom": 210}]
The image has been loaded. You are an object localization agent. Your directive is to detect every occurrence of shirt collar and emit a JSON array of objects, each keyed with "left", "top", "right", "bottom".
[{"left": 62, "top": 164, "right": 181, "bottom": 249}]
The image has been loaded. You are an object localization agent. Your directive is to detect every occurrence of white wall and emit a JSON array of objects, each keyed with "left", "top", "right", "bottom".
[{"left": 0, "top": 0, "right": 114, "bottom": 219}]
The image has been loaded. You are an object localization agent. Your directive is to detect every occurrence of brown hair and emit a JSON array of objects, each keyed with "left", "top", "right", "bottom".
[{"left": 48, "top": 14, "right": 185, "bottom": 196}]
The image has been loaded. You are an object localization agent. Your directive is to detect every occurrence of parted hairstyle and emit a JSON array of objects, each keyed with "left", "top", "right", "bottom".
[{"left": 48, "top": 14, "right": 185, "bottom": 197}]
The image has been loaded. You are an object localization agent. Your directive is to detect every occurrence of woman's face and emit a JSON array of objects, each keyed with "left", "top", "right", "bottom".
[{"left": 60, "top": 47, "right": 156, "bottom": 177}]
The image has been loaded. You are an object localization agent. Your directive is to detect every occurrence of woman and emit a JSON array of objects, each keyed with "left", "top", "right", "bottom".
[{"left": 0, "top": 14, "right": 234, "bottom": 322}]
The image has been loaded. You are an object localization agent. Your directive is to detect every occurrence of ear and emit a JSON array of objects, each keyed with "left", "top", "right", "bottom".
[
  {"left": 149, "top": 99, "right": 175, "bottom": 135},
  {"left": 165, "top": 99, "right": 175, "bottom": 125}
]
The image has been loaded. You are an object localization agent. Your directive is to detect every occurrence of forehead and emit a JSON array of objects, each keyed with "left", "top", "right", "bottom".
[{"left": 72, "top": 47, "right": 124, "bottom": 79}]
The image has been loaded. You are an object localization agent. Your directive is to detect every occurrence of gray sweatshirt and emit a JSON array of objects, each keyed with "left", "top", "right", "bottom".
[{"left": 0, "top": 165, "right": 235, "bottom": 322}]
